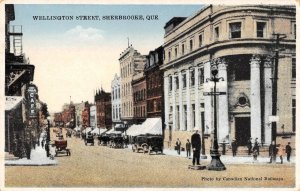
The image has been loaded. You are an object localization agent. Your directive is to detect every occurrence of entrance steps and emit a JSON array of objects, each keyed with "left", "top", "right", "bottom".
[{"left": 222, "top": 146, "right": 270, "bottom": 157}]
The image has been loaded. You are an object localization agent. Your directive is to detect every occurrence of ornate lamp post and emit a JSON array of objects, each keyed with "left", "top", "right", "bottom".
[{"left": 206, "top": 61, "right": 226, "bottom": 171}]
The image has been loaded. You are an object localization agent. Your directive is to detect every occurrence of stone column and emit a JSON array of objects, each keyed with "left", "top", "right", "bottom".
[
  {"left": 204, "top": 61, "right": 212, "bottom": 134},
  {"left": 172, "top": 75, "right": 176, "bottom": 131},
  {"left": 218, "top": 60, "right": 229, "bottom": 143},
  {"left": 250, "top": 55, "right": 262, "bottom": 142},
  {"left": 195, "top": 66, "right": 200, "bottom": 130},
  {"left": 186, "top": 69, "right": 191, "bottom": 131},
  {"left": 264, "top": 56, "right": 272, "bottom": 145},
  {"left": 164, "top": 75, "right": 169, "bottom": 129},
  {"left": 178, "top": 71, "right": 184, "bottom": 131}
]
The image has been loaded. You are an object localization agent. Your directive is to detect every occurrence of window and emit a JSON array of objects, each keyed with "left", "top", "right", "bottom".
[
  {"left": 229, "top": 22, "right": 241, "bottom": 39},
  {"left": 192, "top": 104, "right": 195, "bottom": 128},
  {"left": 199, "top": 68, "right": 204, "bottom": 85},
  {"left": 292, "top": 99, "right": 296, "bottom": 132},
  {"left": 163, "top": 50, "right": 165, "bottom": 60},
  {"left": 184, "top": 105, "right": 187, "bottom": 130},
  {"left": 168, "top": 51, "right": 171, "bottom": 61},
  {"left": 214, "top": 27, "right": 219, "bottom": 41},
  {"left": 292, "top": 22, "right": 296, "bottom": 39},
  {"left": 189, "top": 39, "right": 193, "bottom": 51},
  {"left": 175, "top": 47, "right": 178, "bottom": 58},
  {"left": 257, "top": 22, "right": 266, "bottom": 37},
  {"left": 175, "top": 76, "right": 179, "bottom": 89},
  {"left": 182, "top": 73, "right": 186, "bottom": 88},
  {"left": 191, "top": 70, "right": 195, "bottom": 86},
  {"left": 169, "top": 76, "right": 172, "bottom": 91},
  {"left": 292, "top": 58, "right": 296, "bottom": 79},
  {"left": 199, "top": 34, "right": 203, "bottom": 47},
  {"left": 234, "top": 63, "right": 250, "bottom": 81},
  {"left": 182, "top": 44, "right": 185, "bottom": 55}
]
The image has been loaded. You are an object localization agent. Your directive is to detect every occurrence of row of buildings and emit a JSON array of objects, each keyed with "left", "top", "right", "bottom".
[
  {"left": 5, "top": 5, "right": 50, "bottom": 157},
  {"left": 56, "top": 4, "right": 296, "bottom": 150}
]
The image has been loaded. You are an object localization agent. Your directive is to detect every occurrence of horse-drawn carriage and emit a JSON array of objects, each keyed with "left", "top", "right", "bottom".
[{"left": 132, "top": 135, "right": 163, "bottom": 154}]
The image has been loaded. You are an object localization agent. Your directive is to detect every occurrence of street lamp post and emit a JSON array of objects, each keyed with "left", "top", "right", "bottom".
[{"left": 206, "top": 62, "right": 226, "bottom": 171}]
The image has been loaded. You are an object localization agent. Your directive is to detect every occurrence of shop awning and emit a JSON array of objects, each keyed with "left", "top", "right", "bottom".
[
  {"left": 140, "top": 118, "right": 162, "bottom": 135},
  {"left": 106, "top": 128, "right": 122, "bottom": 135},
  {"left": 91, "top": 128, "right": 107, "bottom": 135},
  {"left": 126, "top": 124, "right": 143, "bottom": 136},
  {"left": 82, "top": 127, "right": 92, "bottom": 134},
  {"left": 5, "top": 96, "right": 23, "bottom": 111}
]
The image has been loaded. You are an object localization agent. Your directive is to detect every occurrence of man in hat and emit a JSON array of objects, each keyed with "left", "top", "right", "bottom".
[
  {"left": 231, "top": 139, "right": 237, "bottom": 157},
  {"left": 191, "top": 130, "right": 201, "bottom": 165}
]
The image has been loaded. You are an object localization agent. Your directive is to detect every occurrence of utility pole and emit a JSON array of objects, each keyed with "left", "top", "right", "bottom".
[{"left": 271, "top": 33, "right": 286, "bottom": 145}]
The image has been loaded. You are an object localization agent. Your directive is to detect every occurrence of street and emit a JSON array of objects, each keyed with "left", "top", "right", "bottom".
[{"left": 5, "top": 128, "right": 295, "bottom": 187}]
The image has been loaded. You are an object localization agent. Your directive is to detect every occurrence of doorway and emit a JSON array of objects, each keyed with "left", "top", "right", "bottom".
[{"left": 235, "top": 117, "right": 251, "bottom": 146}]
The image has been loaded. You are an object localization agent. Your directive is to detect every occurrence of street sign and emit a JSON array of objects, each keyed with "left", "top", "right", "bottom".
[
  {"left": 269, "top": 116, "right": 279, "bottom": 122},
  {"left": 203, "top": 92, "right": 226, "bottom": 96}
]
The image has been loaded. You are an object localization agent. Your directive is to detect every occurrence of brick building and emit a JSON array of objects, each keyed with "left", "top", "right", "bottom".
[
  {"left": 95, "top": 88, "right": 112, "bottom": 129},
  {"left": 132, "top": 71, "right": 147, "bottom": 124}
]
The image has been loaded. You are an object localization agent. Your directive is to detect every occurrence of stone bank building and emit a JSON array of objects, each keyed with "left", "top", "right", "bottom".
[{"left": 162, "top": 5, "right": 296, "bottom": 148}]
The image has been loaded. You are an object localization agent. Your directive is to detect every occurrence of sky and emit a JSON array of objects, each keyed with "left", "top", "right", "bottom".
[{"left": 11, "top": 4, "right": 203, "bottom": 113}]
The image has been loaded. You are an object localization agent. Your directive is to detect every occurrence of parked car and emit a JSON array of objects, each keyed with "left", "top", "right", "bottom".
[{"left": 85, "top": 133, "right": 94, "bottom": 146}]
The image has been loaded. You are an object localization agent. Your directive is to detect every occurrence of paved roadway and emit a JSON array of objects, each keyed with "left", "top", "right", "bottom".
[{"left": 5, "top": 128, "right": 295, "bottom": 187}]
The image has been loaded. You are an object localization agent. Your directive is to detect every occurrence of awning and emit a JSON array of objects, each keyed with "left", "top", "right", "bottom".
[
  {"left": 5, "top": 96, "right": 23, "bottom": 111},
  {"left": 91, "top": 128, "right": 107, "bottom": 135},
  {"left": 126, "top": 124, "right": 143, "bottom": 136},
  {"left": 82, "top": 127, "right": 92, "bottom": 134},
  {"left": 74, "top": 126, "right": 81, "bottom": 132},
  {"left": 106, "top": 129, "right": 122, "bottom": 135},
  {"left": 141, "top": 118, "right": 162, "bottom": 135},
  {"left": 129, "top": 118, "right": 162, "bottom": 136}
]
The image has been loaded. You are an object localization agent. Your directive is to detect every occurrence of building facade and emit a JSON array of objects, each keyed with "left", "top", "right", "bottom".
[
  {"left": 132, "top": 71, "right": 147, "bottom": 124},
  {"left": 161, "top": 5, "right": 296, "bottom": 149},
  {"left": 111, "top": 74, "right": 122, "bottom": 128},
  {"left": 119, "top": 45, "right": 146, "bottom": 125},
  {"left": 145, "top": 46, "right": 164, "bottom": 118},
  {"left": 90, "top": 105, "right": 97, "bottom": 128},
  {"left": 5, "top": 4, "right": 39, "bottom": 157},
  {"left": 95, "top": 88, "right": 112, "bottom": 129},
  {"left": 74, "top": 101, "right": 89, "bottom": 128}
]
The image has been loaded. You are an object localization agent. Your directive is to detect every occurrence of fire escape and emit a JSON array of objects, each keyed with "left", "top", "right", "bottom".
[{"left": 5, "top": 24, "right": 35, "bottom": 96}]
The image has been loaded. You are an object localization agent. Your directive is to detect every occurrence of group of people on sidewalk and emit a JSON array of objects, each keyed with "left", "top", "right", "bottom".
[
  {"left": 175, "top": 133, "right": 292, "bottom": 165},
  {"left": 175, "top": 130, "right": 202, "bottom": 166}
]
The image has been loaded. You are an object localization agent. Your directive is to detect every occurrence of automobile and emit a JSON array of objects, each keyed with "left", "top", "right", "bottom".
[
  {"left": 98, "top": 135, "right": 110, "bottom": 146},
  {"left": 146, "top": 135, "right": 163, "bottom": 154},
  {"left": 131, "top": 135, "right": 148, "bottom": 153},
  {"left": 110, "top": 136, "right": 124, "bottom": 149},
  {"left": 85, "top": 133, "right": 94, "bottom": 146},
  {"left": 53, "top": 139, "right": 71, "bottom": 156}
]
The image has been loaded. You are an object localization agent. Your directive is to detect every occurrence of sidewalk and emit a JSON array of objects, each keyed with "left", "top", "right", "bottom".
[
  {"left": 125, "top": 145, "right": 295, "bottom": 165},
  {"left": 5, "top": 141, "right": 58, "bottom": 166}
]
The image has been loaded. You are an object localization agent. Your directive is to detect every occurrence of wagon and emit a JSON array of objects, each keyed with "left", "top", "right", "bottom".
[{"left": 54, "top": 139, "right": 71, "bottom": 156}]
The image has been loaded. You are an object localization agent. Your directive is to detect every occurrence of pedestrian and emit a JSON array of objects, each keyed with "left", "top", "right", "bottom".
[
  {"left": 24, "top": 141, "right": 31, "bottom": 160},
  {"left": 41, "top": 139, "right": 44, "bottom": 148},
  {"left": 269, "top": 140, "right": 277, "bottom": 163},
  {"left": 253, "top": 138, "right": 260, "bottom": 155},
  {"left": 221, "top": 141, "right": 226, "bottom": 155},
  {"left": 285, "top": 142, "right": 292, "bottom": 162},
  {"left": 247, "top": 137, "right": 252, "bottom": 155},
  {"left": 175, "top": 138, "right": 181, "bottom": 155},
  {"left": 231, "top": 139, "right": 237, "bottom": 157},
  {"left": 191, "top": 130, "right": 201, "bottom": 166},
  {"left": 253, "top": 147, "right": 258, "bottom": 161},
  {"left": 278, "top": 144, "right": 284, "bottom": 164},
  {"left": 49, "top": 143, "right": 56, "bottom": 160},
  {"left": 186, "top": 139, "right": 191, "bottom": 158},
  {"left": 45, "top": 142, "right": 50, "bottom": 157}
]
